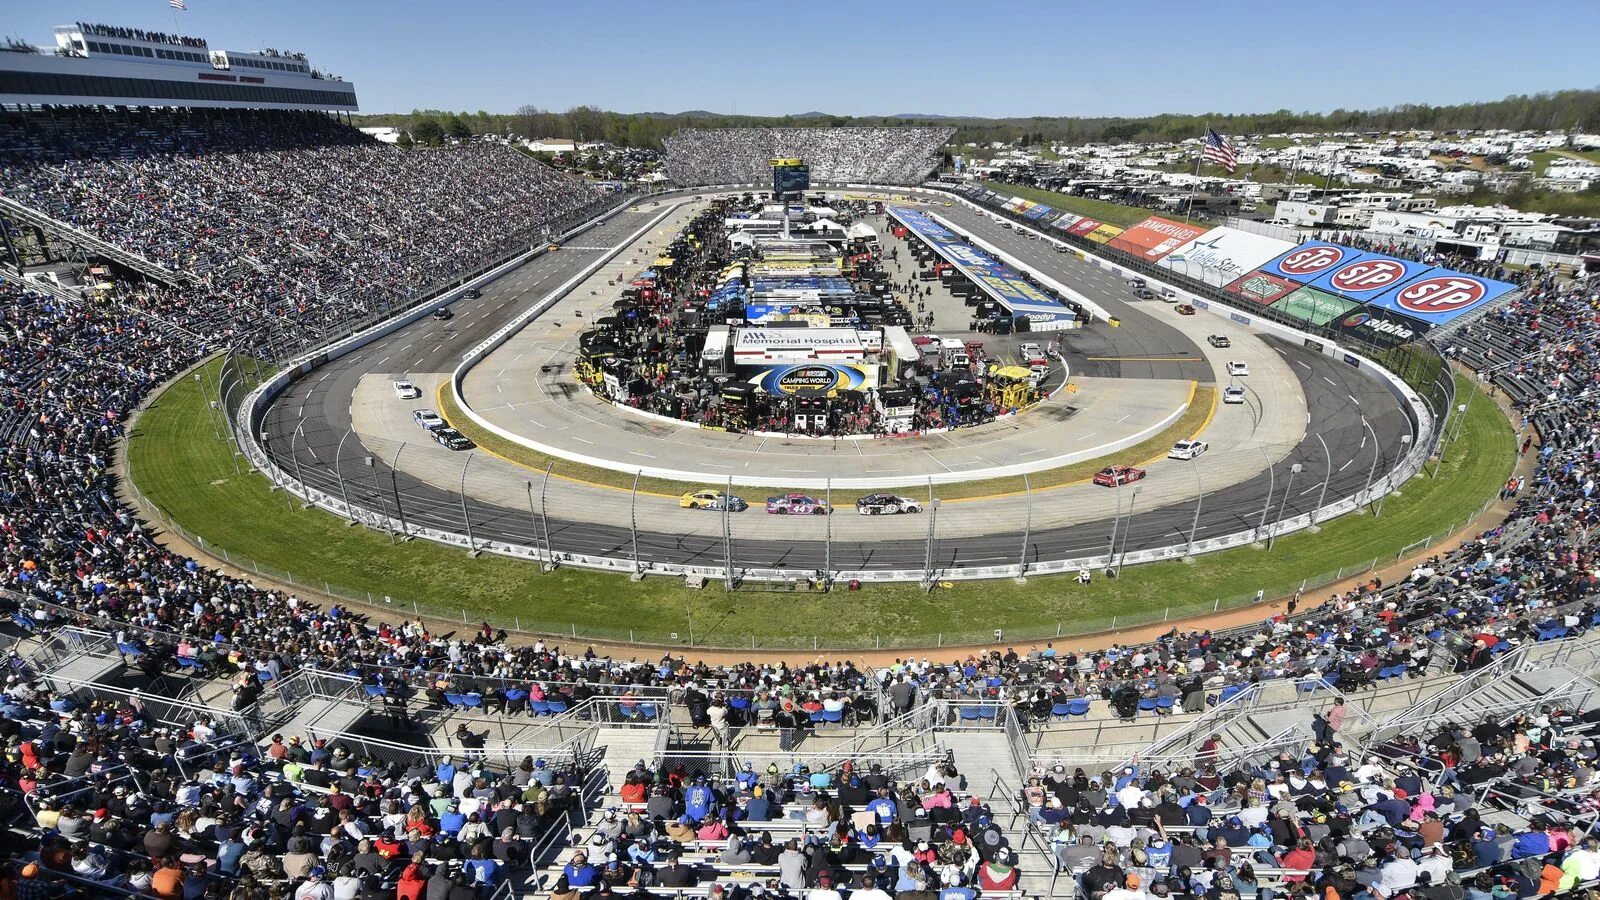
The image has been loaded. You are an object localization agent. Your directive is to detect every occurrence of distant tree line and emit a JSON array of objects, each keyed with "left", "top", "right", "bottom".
[{"left": 356, "top": 90, "right": 1600, "bottom": 151}]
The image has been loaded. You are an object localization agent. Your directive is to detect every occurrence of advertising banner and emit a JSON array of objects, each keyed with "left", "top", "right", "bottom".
[
  {"left": 1158, "top": 227, "right": 1298, "bottom": 288},
  {"left": 1225, "top": 269, "right": 1301, "bottom": 306},
  {"left": 1363, "top": 271, "right": 1518, "bottom": 325},
  {"left": 1051, "top": 213, "right": 1083, "bottom": 231},
  {"left": 1067, "top": 217, "right": 1101, "bottom": 237},
  {"left": 1106, "top": 216, "right": 1211, "bottom": 261},
  {"left": 1015, "top": 200, "right": 1037, "bottom": 215},
  {"left": 1086, "top": 224, "right": 1125, "bottom": 244},
  {"left": 741, "top": 362, "right": 878, "bottom": 396},
  {"left": 1332, "top": 306, "right": 1431, "bottom": 348},
  {"left": 1269, "top": 286, "right": 1358, "bottom": 326},
  {"left": 1256, "top": 240, "right": 1362, "bottom": 283},
  {"left": 1301, "top": 251, "right": 1436, "bottom": 300},
  {"left": 1024, "top": 204, "right": 1053, "bottom": 220},
  {"left": 1002, "top": 197, "right": 1026, "bottom": 211}
]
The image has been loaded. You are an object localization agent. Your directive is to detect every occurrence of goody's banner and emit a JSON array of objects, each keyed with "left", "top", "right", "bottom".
[
  {"left": 1363, "top": 271, "right": 1518, "bottom": 325},
  {"left": 1300, "top": 250, "right": 1436, "bottom": 300},
  {"left": 1086, "top": 224, "right": 1125, "bottom": 244},
  {"left": 1157, "top": 227, "right": 1298, "bottom": 287},
  {"left": 1106, "top": 216, "right": 1211, "bottom": 261},
  {"left": 1067, "top": 217, "right": 1101, "bottom": 237},
  {"left": 1269, "top": 286, "right": 1359, "bottom": 327},
  {"left": 743, "top": 362, "right": 877, "bottom": 397},
  {"left": 1225, "top": 269, "right": 1301, "bottom": 306},
  {"left": 1256, "top": 240, "right": 1364, "bottom": 284}
]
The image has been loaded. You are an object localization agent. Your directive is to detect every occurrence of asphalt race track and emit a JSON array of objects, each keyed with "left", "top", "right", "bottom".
[{"left": 260, "top": 192, "right": 1414, "bottom": 575}]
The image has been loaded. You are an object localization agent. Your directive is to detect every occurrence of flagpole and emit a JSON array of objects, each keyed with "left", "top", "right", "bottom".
[{"left": 1183, "top": 121, "right": 1206, "bottom": 225}]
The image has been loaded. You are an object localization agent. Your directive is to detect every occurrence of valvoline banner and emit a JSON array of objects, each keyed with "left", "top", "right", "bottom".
[
  {"left": 1364, "top": 272, "right": 1518, "bottom": 325},
  {"left": 743, "top": 362, "right": 875, "bottom": 396},
  {"left": 1300, "top": 251, "right": 1436, "bottom": 299}
]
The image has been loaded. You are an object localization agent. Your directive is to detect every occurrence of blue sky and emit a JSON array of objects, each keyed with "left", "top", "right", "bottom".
[{"left": 16, "top": 0, "right": 1599, "bottom": 117}]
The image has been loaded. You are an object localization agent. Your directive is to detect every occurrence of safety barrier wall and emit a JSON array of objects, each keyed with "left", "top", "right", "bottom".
[{"left": 215, "top": 183, "right": 1457, "bottom": 593}]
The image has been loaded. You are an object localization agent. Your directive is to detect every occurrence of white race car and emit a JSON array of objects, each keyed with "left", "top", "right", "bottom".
[
  {"left": 393, "top": 380, "right": 421, "bottom": 400},
  {"left": 1168, "top": 440, "right": 1209, "bottom": 461}
]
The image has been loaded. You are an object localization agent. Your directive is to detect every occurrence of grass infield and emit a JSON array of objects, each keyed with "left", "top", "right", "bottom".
[
  {"left": 983, "top": 184, "right": 1158, "bottom": 228},
  {"left": 126, "top": 363, "right": 1512, "bottom": 649}
]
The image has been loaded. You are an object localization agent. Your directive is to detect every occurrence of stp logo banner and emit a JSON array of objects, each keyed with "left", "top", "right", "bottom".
[
  {"left": 1368, "top": 272, "right": 1517, "bottom": 323},
  {"left": 1263, "top": 241, "right": 1352, "bottom": 281},
  {"left": 1327, "top": 259, "right": 1413, "bottom": 293}
]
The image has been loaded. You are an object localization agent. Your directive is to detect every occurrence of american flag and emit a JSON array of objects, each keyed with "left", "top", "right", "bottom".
[
  {"left": 1202, "top": 128, "right": 1237, "bottom": 173},
  {"left": 170, "top": 0, "right": 185, "bottom": 8}
]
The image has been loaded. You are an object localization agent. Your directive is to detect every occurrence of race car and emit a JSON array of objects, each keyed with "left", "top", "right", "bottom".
[
  {"left": 432, "top": 427, "right": 474, "bottom": 451},
  {"left": 1223, "top": 385, "right": 1247, "bottom": 404},
  {"left": 766, "top": 493, "right": 829, "bottom": 515},
  {"left": 1176, "top": 304, "right": 1197, "bottom": 316},
  {"left": 1168, "top": 440, "right": 1209, "bottom": 461},
  {"left": 432, "top": 308, "right": 454, "bottom": 321},
  {"left": 1207, "top": 334, "right": 1231, "bottom": 348},
  {"left": 1226, "top": 360, "right": 1250, "bottom": 377},
  {"left": 1093, "top": 465, "right": 1147, "bottom": 487},
  {"left": 680, "top": 490, "right": 747, "bottom": 512},
  {"left": 855, "top": 493, "right": 923, "bottom": 516},
  {"left": 411, "top": 409, "right": 445, "bottom": 431},
  {"left": 393, "top": 380, "right": 421, "bottom": 400},
  {"left": 461, "top": 287, "right": 481, "bottom": 299},
  {"left": 1019, "top": 343, "right": 1047, "bottom": 366}
]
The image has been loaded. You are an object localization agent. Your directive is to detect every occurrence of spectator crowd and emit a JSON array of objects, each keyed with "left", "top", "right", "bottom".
[{"left": 663, "top": 129, "right": 953, "bottom": 188}]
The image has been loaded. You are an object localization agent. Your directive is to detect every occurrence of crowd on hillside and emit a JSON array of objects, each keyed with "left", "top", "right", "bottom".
[
  {"left": 1035, "top": 698, "right": 1600, "bottom": 900},
  {"left": 662, "top": 128, "right": 954, "bottom": 187},
  {"left": 0, "top": 107, "right": 608, "bottom": 357}
]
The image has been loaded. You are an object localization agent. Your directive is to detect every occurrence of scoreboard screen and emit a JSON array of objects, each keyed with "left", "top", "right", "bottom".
[{"left": 773, "top": 164, "right": 810, "bottom": 197}]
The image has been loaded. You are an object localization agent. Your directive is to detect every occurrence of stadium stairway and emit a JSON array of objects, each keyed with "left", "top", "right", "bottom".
[{"left": 0, "top": 195, "right": 190, "bottom": 287}]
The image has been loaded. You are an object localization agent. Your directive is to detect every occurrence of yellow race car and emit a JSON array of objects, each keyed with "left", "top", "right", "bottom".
[{"left": 679, "top": 490, "right": 748, "bottom": 512}]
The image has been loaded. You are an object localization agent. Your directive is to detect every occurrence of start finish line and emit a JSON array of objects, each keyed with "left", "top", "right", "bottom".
[{"left": 888, "top": 205, "right": 1079, "bottom": 331}]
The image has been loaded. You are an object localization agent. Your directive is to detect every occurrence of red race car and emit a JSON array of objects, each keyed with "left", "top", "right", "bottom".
[{"left": 1093, "top": 465, "right": 1147, "bottom": 487}]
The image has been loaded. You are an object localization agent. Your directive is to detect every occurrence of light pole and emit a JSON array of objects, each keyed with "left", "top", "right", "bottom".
[
  {"left": 459, "top": 453, "right": 476, "bottom": 554},
  {"left": 723, "top": 476, "right": 734, "bottom": 590},
  {"left": 1116, "top": 487, "right": 1141, "bottom": 571},
  {"left": 1313, "top": 433, "right": 1332, "bottom": 523},
  {"left": 194, "top": 372, "right": 222, "bottom": 441},
  {"left": 629, "top": 470, "right": 641, "bottom": 574},
  {"left": 823, "top": 477, "right": 832, "bottom": 589},
  {"left": 526, "top": 482, "right": 545, "bottom": 569},
  {"left": 921, "top": 497, "right": 941, "bottom": 588},
  {"left": 1107, "top": 475, "right": 1124, "bottom": 568},
  {"left": 1256, "top": 446, "right": 1275, "bottom": 542},
  {"left": 387, "top": 443, "right": 409, "bottom": 539},
  {"left": 288, "top": 421, "right": 309, "bottom": 510},
  {"left": 1362, "top": 417, "right": 1380, "bottom": 510},
  {"left": 1185, "top": 459, "right": 1203, "bottom": 558},
  {"left": 363, "top": 455, "right": 396, "bottom": 545},
  {"left": 1017, "top": 472, "right": 1033, "bottom": 580},
  {"left": 539, "top": 461, "right": 555, "bottom": 570},
  {"left": 334, "top": 429, "right": 355, "bottom": 525},
  {"left": 1377, "top": 435, "right": 1411, "bottom": 516},
  {"left": 1270, "top": 463, "right": 1302, "bottom": 550}
]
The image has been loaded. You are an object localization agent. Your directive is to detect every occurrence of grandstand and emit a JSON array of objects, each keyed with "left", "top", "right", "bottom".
[
  {"left": 663, "top": 128, "right": 955, "bottom": 187},
  {"left": 3, "top": 13, "right": 1600, "bottom": 900}
]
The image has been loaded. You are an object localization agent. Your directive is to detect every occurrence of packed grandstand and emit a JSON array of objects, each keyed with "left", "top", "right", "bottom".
[
  {"left": 663, "top": 128, "right": 954, "bottom": 187},
  {"left": 2, "top": 15, "right": 1600, "bottom": 900}
]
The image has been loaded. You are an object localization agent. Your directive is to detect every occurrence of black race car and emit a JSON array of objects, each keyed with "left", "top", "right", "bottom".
[{"left": 855, "top": 493, "right": 924, "bottom": 516}]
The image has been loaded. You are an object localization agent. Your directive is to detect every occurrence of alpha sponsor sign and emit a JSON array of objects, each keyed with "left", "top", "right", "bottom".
[
  {"left": 1365, "top": 272, "right": 1517, "bottom": 324},
  {"left": 1159, "top": 227, "right": 1298, "bottom": 287},
  {"left": 1106, "top": 216, "right": 1211, "bottom": 260},
  {"left": 1333, "top": 306, "right": 1430, "bottom": 348},
  {"left": 1257, "top": 240, "right": 1357, "bottom": 282},
  {"left": 1269, "top": 286, "right": 1358, "bottom": 326},
  {"left": 1301, "top": 251, "right": 1435, "bottom": 299},
  {"left": 1225, "top": 269, "right": 1301, "bottom": 305}
]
